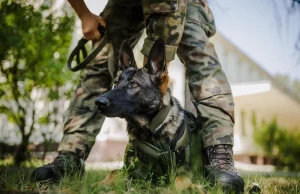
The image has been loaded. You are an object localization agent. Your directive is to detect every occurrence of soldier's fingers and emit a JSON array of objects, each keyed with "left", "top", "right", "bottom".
[
  {"left": 93, "top": 30, "right": 101, "bottom": 41},
  {"left": 83, "top": 31, "right": 100, "bottom": 41},
  {"left": 83, "top": 30, "right": 93, "bottom": 40},
  {"left": 97, "top": 17, "right": 106, "bottom": 28}
]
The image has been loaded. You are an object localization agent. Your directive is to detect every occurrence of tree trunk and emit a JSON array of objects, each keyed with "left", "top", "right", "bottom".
[
  {"left": 42, "top": 140, "right": 49, "bottom": 160},
  {"left": 14, "top": 135, "right": 29, "bottom": 166}
]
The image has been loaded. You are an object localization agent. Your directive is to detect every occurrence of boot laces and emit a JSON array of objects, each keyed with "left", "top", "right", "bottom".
[
  {"left": 50, "top": 153, "right": 81, "bottom": 169},
  {"left": 52, "top": 154, "right": 68, "bottom": 166},
  {"left": 209, "top": 145, "right": 236, "bottom": 172}
]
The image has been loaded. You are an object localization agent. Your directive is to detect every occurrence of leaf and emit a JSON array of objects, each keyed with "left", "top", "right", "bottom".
[{"left": 39, "top": 115, "right": 50, "bottom": 125}]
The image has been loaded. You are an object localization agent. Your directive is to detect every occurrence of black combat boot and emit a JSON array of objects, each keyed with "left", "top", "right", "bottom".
[
  {"left": 30, "top": 151, "right": 85, "bottom": 183},
  {"left": 204, "top": 145, "right": 244, "bottom": 194}
]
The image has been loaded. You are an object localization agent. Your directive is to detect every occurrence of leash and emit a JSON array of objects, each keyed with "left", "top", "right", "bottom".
[{"left": 67, "top": 25, "right": 107, "bottom": 72}]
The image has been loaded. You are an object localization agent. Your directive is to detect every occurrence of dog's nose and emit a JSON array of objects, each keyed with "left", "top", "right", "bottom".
[{"left": 95, "top": 97, "right": 111, "bottom": 107}]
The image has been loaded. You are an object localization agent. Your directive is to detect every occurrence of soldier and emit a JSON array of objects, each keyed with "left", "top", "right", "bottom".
[{"left": 31, "top": 0, "right": 244, "bottom": 193}]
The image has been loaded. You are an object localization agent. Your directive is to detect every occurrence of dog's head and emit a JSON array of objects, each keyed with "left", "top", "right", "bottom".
[{"left": 95, "top": 39, "right": 169, "bottom": 119}]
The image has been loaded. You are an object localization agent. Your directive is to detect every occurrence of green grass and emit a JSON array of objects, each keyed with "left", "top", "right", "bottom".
[{"left": 0, "top": 162, "right": 299, "bottom": 194}]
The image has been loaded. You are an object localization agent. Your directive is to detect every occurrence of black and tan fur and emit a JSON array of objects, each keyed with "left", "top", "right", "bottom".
[{"left": 95, "top": 39, "right": 204, "bottom": 193}]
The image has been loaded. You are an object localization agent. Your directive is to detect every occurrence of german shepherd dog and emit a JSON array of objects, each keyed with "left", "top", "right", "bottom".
[{"left": 95, "top": 39, "right": 204, "bottom": 193}]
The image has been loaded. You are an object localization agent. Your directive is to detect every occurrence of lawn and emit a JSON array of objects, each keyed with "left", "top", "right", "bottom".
[{"left": 0, "top": 162, "right": 299, "bottom": 194}]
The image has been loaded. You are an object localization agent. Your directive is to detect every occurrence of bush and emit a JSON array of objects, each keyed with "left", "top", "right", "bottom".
[{"left": 253, "top": 116, "right": 300, "bottom": 171}]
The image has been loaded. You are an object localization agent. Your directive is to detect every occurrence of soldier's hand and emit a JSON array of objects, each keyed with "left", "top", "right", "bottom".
[{"left": 80, "top": 12, "right": 106, "bottom": 41}]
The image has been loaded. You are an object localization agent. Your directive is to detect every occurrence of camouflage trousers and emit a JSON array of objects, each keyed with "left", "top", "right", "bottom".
[{"left": 58, "top": 0, "right": 234, "bottom": 159}]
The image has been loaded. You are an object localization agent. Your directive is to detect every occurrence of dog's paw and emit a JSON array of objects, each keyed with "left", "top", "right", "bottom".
[
  {"left": 175, "top": 176, "right": 205, "bottom": 194},
  {"left": 93, "top": 169, "right": 120, "bottom": 187}
]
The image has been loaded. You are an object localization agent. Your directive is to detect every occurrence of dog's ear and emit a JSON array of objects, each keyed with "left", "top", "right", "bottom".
[
  {"left": 147, "top": 39, "right": 167, "bottom": 74},
  {"left": 119, "top": 40, "right": 136, "bottom": 71},
  {"left": 147, "top": 39, "right": 169, "bottom": 95}
]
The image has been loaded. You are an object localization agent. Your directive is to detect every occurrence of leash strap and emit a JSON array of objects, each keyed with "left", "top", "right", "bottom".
[{"left": 67, "top": 25, "right": 106, "bottom": 72}]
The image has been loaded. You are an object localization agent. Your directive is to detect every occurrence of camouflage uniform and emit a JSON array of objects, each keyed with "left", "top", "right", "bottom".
[{"left": 58, "top": 0, "right": 234, "bottom": 159}]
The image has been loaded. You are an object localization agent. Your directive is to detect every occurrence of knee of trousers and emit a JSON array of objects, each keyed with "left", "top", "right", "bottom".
[
  {"left": 178, "top": 19, "right": 233, "bottom": 104},
  {"left": 178, "top": 41, "right": 233, "bottom": 105}
]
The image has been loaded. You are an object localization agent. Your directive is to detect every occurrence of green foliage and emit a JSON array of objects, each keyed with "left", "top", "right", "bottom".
[
  {"left": 276, "top": 128, "right": 300, "bottom": 170},
  {"left": 0, "top": 0, "right": 76, "bottom": 165},
  {"left": 253, "top": 118, "right": 280, "bottom": 157},
  {"left": 253, "top": 114, "right": 300, "bottom": 170}
]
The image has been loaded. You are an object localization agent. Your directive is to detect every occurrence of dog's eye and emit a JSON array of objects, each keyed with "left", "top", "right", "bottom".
[{"left": 130, "top": 82, "right": 138, "bottom": 88}]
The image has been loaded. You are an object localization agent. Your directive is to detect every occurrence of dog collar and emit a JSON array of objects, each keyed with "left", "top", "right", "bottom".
[
  {"left": 148, "top": 104, "right": 172, "bottom": 133},
  {"left": 148, "top": 91, "right": 174, "bottom": 133}
]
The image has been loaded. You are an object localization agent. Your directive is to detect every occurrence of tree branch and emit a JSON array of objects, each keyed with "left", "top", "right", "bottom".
[{"left": 27, "top": 101, "right": 36, "bottom": 137}]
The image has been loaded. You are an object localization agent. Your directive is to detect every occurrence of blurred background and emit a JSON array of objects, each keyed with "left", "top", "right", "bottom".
[{"left": 0, "top": 0, "right": 300, "bottom": 173}]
